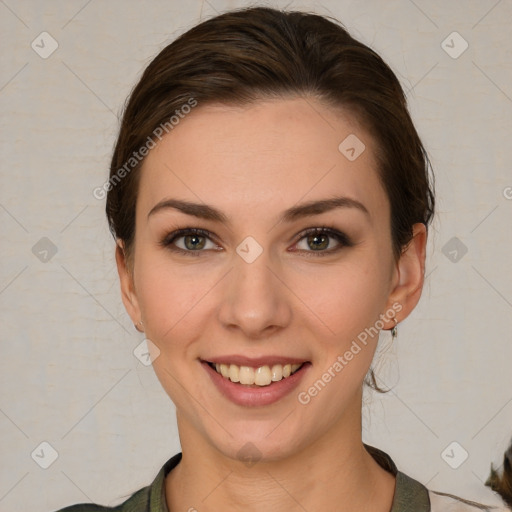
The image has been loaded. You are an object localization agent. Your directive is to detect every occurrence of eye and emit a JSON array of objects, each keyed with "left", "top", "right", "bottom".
[
  {"left": 160, "top": 226, "right": 352, "bottom": 257},
  {"left": 160, "top": 228, "right": 219, "bottom": 255},
  {"left": 292, "top": 227, "right": 352, "bottom": 256}
]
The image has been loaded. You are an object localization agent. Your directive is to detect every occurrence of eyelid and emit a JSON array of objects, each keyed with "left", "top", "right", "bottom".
[
  {"left": 160, "top": 225, "right": 352, "bottom": 256},
  {"left": 159, "top": 228, "right": 220, "bottom": 255},
  {"left": 292, "top": 226, "right": 351, "bottom": 245},
  {"left": 290, "top": 226, "right": 353, "bottom": 255}
]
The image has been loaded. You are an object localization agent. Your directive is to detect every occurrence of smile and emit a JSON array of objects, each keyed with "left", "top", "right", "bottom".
[
  {"left": 202, "top": 358, "right": 311, "bottom": 406},
  {"left": 208, "top": 362, "right": 304, "bottom": 386}
]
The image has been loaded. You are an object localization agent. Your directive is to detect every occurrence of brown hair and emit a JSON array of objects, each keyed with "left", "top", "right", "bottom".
[
  {"left": 106, "top": 6, "right": 435, "bottom": 393},
  {"left": 486, "top": 439, "right": 512, "bottom": 507}
]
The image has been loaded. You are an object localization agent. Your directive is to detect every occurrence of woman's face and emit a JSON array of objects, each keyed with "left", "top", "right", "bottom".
[{"left": 117, "top": 97, "right": 425, "bottom": 462}]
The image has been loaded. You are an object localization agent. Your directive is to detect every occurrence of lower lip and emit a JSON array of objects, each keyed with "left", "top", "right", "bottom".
[{"left": 202, "top": 361, "right": 310, "bottom": 407}]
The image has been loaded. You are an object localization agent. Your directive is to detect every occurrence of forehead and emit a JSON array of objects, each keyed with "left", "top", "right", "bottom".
[{"left": 138, "top": 97, "right": 388, "bottom": 222}]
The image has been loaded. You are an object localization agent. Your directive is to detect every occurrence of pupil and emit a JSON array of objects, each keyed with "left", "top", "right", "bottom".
[
  {"left": 309, "top": 234, "right": 328, "bottom": 250},
  {"left": 185, "top": 235, "right": 205, "bottom": 250}
]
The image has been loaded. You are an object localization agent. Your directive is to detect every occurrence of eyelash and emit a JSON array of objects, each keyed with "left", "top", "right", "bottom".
[{"left": 159, "top": 226, "right": 353, "bottom": 257}]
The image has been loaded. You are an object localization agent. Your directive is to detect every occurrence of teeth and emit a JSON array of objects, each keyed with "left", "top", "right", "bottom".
[
  {"left": 239, "top": 366, "right": 254, "bottom": 385},
  {"left": 212, "top": 362, "right": 304, "bottom": 386},
  {"left": 255, "top": 366, "right": 271, "bottom": 386},
  {"left": 229, "top": 364, "right": 240, "bottom": 382},
  {"left": 271, "top": 364, "right": 282, "bottom": 381},
  {"left": 220, "top": 364, "right": 230, "bottom": 378}
]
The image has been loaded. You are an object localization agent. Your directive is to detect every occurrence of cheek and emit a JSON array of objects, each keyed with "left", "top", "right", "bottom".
[
  {"left": 295, "top": 261, "right": 390, "bottom": 415},
  {"left": 133, "top": 249, "right": 201, "bottom": 346},
  {"left": 304, "top": 256, "right": 391, "bottom": 344},
  {"left": 133, "top": 252, "right": 209, "bottom": 407}
]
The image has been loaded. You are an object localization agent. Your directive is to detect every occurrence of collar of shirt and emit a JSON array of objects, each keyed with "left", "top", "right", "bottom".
[{"left": 147, "top": 444, "right": 430, "bottom": 512}]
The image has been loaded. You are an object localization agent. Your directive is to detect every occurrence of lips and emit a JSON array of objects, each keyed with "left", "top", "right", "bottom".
[{"left": 201, "top": 357, "right": 311, "bottom": 407}]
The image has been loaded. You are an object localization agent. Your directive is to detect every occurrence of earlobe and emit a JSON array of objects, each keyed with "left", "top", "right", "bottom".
[
  {"left": 115, "top": 240, "right": 141, "bottom": 327},
  {"left": 385, "top": 223, "right": 427, "bottom": 328}
]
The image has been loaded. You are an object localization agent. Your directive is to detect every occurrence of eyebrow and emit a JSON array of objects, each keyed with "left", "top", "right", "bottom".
[{"left": 147, "top": 196, "right": 370, "bottom": 224}]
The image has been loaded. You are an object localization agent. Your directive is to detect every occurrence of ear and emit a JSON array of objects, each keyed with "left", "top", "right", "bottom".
[
  {"left": 115, "top": 240, "right": 142, "bottom": 328},
  {"left": 383, "top": 223, "right": 427, "bottom": 327}
]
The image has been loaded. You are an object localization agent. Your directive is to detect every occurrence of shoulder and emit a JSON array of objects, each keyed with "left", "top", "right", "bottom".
[
  {"left": 53, "top": 485, "right": 151, "bottom": 512},
  {"left": 428, "top": 489, "right": 510, "bottom": 511},
  {"left": 363, "top": 445, "right": 510, "bottom": 512},
  {"left": 52, "top": 453, "right": 182, "bottom": 512}
]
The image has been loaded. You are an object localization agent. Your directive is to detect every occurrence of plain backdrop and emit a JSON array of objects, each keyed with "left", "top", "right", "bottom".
[{"left": 1, "top": 1, "right": 511, "bottom": 511}]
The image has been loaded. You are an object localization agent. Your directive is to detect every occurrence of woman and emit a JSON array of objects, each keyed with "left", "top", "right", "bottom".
[{"left": 57, "top": 6, "right": 509, "bottom": 512}]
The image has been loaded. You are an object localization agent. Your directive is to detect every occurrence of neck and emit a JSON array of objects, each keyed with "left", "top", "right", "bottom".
[{"left": 165, "top": 394, "right": 396, "bottom": 511}]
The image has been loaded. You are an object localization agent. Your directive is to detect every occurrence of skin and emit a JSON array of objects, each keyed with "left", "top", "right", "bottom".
[{"left": 116, "top": 97, "right": 427, "bottom": 511}]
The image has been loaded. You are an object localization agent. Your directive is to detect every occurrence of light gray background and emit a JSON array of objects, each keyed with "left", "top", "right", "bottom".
[{"left": 1, "top": 1, "right": 511, "bottom": 511}]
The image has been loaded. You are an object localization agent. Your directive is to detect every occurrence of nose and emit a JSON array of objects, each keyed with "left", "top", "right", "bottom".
[{"left": 217, "top": 245, "right": 292, "bottom": 339}]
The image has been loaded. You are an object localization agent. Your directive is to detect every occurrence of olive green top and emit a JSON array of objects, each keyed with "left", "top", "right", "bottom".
[{"left": 54, "top": 444, "right": 506, "bottom": 511}]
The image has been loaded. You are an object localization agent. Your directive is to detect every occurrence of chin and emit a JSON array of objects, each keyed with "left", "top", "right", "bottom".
[{"left": 219, "top": 436, "right": 300, "bottom": 466}]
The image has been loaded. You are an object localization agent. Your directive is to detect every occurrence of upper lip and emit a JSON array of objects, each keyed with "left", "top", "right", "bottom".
[{"left": 202, "top": 355, "right": 309, "bottom": 367}]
